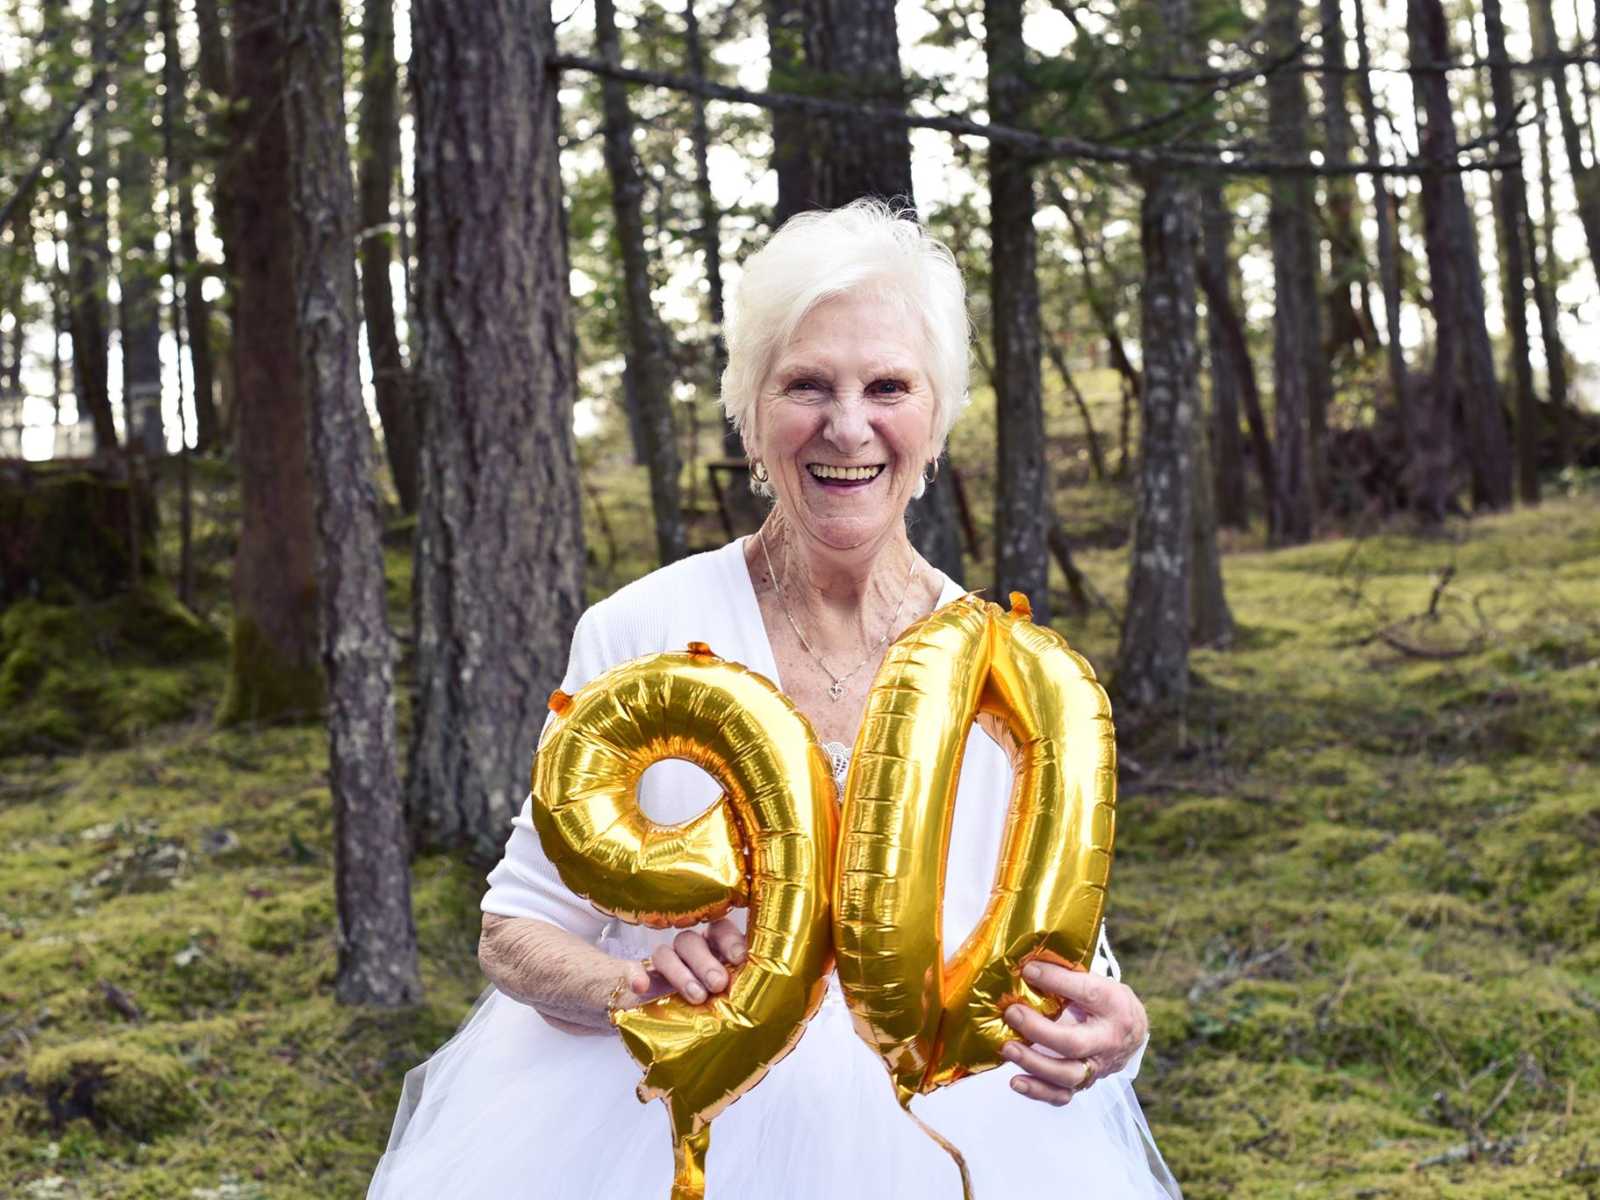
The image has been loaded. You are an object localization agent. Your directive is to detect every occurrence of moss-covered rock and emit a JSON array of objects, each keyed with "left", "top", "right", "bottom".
[
  {"left": 23, "top": 1039, "right": 195, "bottom": 1139},
  {"left": 0, "top": 586, "right": 225, "bottom": 756},
  {"left": 0, "top": 462, "right": 158, "bottom": 606}
]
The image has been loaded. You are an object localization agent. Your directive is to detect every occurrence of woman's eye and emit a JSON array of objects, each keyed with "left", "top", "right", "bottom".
[
  {"left": 871, "top": 378, "right": 908, "bottom": 399},
  {"left": 787, "top": 378, "right": 825, "bottom": 397}
]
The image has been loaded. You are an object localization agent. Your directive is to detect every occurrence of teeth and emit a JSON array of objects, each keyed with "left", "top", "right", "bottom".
[{"left": 808, "top": 464, "right": 883, "bottom": 481}]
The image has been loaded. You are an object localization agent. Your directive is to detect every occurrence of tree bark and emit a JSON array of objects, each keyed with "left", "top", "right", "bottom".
[
  {"left": 1189, "top": 414, "right": 1234, "bottom": 647},
  {"left": 1046, "top": 339, "right": 1106, "bottom": 481},
  {"left": 684, "top": 0, "right": 731, "bottom": 480},
  {"left": 987, "top": 0, "right": 1049, "bottom": 621},
  {"left": 408, "top": 0, "right": 585, "bottom": 859},
  {"left": 1531, "top": 0, "right": 1600, "bottom": 282},
  {"left": 1408, "top": 0, "right": 1513, "bottom": 511},
  {"left": 358, "top": 0, "right": 420, "bottom": 515},
  {"left": 218, "top": 0, "right": 324, "bottom": 725},
  {"left": 58, "top": 0, "right": 115, "bottom": 452},
  {"left": 765, "top": 0, "right": 812, "bottom": 229},
  {"left": 1482, "top": 0, "right": 1538, "bottom": 504},
  {"left": 596, "top": 0, "right": 687, "bottom": 566},
  {"left": 116, "top": 2, "right": 164, "bottom": 458},
  {"left": 285, "top": 0, "right": 421, "bottom": 1008},
  {"left": 1116, "top": 1, "right": 1201, "bottom": 713},
  {"left": 1199, "top": 181, "right": 1251, "bottom": 530},
  {"left": 1317, "top": 0, "right": 1371, "bottom": 364},
  {"left": 1353, "top": 0, "right": 1411, "bottom": 445},
  {"left": 1265, "top": 0, "right": 1325, "bottom": 543},
  {"left": 1532, "top": 79, "right": 1572, "bottom": 466}
]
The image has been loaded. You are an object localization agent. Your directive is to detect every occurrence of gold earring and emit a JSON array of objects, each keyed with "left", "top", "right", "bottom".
[
  {"left": 925, "top": 459, "right": 940, "bottom": 485},
  {"left": 751, "top": 461, "right": 770, "bottom": 483}
]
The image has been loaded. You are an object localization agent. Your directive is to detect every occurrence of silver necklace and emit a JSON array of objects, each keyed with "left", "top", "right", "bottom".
[{"left": 759, "top": 529, "right": 919, "bottom": 702}]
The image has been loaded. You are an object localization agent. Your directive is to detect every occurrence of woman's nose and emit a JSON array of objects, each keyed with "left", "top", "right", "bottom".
[{"left": 822, "top": 394, "right": 872, "bottom": 452}]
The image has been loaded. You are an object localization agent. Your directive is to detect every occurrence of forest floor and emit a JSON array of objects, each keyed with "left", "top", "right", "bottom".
[{"left": 2, "top": 434, "right": 1598, "bottom": 1199}]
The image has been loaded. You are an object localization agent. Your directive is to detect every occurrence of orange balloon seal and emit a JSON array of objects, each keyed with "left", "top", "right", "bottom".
[{"left": 529, "top": 595, "right": 1117, "bottom": 1199}]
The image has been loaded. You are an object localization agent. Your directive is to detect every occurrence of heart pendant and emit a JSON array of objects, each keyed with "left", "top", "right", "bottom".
[{"left": 828, "top": 681, "right": 845, "bottom": 701}]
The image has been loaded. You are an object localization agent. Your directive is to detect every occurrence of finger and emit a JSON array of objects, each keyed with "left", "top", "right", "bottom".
[
  {"left": 1023, "top": 960, "right": 1111, "bottom": 1009},
  {"left": 706, "top": 919, "right": 747, "bottom": 965},
  {"left": 1002, "top": 1002, "right": 1100, "bottom": 1060},
  {"left": 998, "top": 1040, "right": 1096, "bottom": 1091},
  {"left": 1009, "top": 1073, "right": 1075, "bottom": 1107},
  {"left": 674, "top": 929, "right": 732, "bottom": 994},
  {"left": 628, "top": 959, "right": 654, "bottom": 995},
  {"left": 649, "top": 943, "right": 708, "bottom": 1003}
]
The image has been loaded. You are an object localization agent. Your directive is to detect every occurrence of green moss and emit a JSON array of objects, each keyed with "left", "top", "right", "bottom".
[
  {"left": 23, "top": 1039, "right": 196, "bottom": 1139},
  {"left": 216, "top": 615, "right": 325, "bottom": 727}
]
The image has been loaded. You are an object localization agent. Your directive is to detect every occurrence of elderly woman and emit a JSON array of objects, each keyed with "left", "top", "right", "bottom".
[{"left": 369, "top": 201, "right": 1180, "bottom": 1198}]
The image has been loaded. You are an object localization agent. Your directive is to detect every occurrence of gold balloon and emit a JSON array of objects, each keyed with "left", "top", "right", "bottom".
[
  {"left": 531, "top": 643, "right": 838, "bottom": 1200},
  {"left": 833, "top": 593, "right": 1117, "bottom": 1194}
]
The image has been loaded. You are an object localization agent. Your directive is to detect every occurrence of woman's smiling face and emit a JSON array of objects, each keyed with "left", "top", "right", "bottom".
[{"left": 750, "top": 290, "right": 939, "bottom": 553}]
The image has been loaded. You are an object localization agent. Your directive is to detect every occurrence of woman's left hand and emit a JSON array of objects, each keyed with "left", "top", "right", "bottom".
[{"left": 998, "top": 960, "right": 1148, "bottom": 1106}]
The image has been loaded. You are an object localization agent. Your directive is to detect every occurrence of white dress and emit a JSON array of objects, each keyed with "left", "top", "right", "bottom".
[{"left": 369, "top": 539, "right": 1181, "bottom": 1199}]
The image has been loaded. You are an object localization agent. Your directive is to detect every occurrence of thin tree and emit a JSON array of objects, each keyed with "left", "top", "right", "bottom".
[
  {"left": 596, "top": 0, "right": 687, "bottom": 566},
  {"left": 218, "top": 0, "right": 324, "bottom": 724},
  {"left": 118, "top": 43, "right": 165, "bottom": 459},
  {"left": 987, "top": 0, "right": 1050, "bottom": 621},
  {"left": 1317, "top": 0, "right": 1373, "bottom": 363},
  {"left": 1531, "top": 0, "right": 1600, "bottom": 281},
  {"left": 1117, "top": 0, "right": 1202, "bottom": 712},
  {"left": 1408, "top": 0, "right": 1512, "bottom": 510},
  {"left": 1265, "top": 0, "right": 1326, "bottom": 543},
  {"left": 1199, "top": 180, "right": 1251, "bottom": 530},
  {"left": 683, "top": 0, "right": 727, "bottom": 478},
  {"left": 1530, "top": 78, "right": 1572, "bottom": 466},
  {"left": 357, "top": 0, "right": 419, "bottom": 515},
  {"left": 408, "top": 0, "right": 585, "bottom": 858},
  {"left": 285, "top": 0, "right": 420, "bottom": 1007},
  {"left": 1482, "top": 0, "right": 1537, "bottom": 504}
]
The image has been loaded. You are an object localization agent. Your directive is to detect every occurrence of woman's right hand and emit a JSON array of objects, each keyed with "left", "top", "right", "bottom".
[{"left": 629, "top": 918, "right": 748, "bottom": 1005}]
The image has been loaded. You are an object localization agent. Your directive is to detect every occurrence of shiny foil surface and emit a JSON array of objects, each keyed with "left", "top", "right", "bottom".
[{"left": 531, "top": 645, "right": 838, "bottom": 1200}]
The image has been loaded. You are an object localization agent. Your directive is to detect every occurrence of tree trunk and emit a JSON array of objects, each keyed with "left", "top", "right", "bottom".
[
  {"left": 596, "top": 0, "right": 687, "bottom": 566},
  {"left": 1317, "top": 0, "right": 1371, "bottom": 364},
  {"left": 1353, "top": 0, "right": 1411, "bottom": 443},
  {"left": 218, "top": 0, "right": 324, "bottom": 726},
  {"left": 1265, "top": 0, "right": 1325, "bottom": 543},
  {"left": 1199, "top": 181, "right": 1251, "bottom": 530},
  {"left": 987, "top": 0, "right": 1049, "bottom": 622},
  {"left": 161, "top": 5, "right": 220, "bottom": 453},
  {"left": 684, "top": 0, "right": 731, "bottom": 492},
  {"left": 765, "top": 0, "right": 812, "bottom": 228},
  {"left": 1532, "top": 79, "right": 1573, "bottom": 466},
  {"left": 115, "top": 4, "right": 164, "bottom": 458},
  {"left": 1116, "top": 0, "right": 1200, "bottom": 713},
  {"left": 1531, "top": 0, "right": 1600, "bottom": 282},
  {"left": 408, "top": 0, "right": 585, "bottom": 859},
  {"left": 1189, "top": 415, "right": 1234, "bottom": 647},
  {"left": 1482, "top": 0, "right": 1538, "bottom": 504},
  {"left": 59, "top": 0, "right": 115, "bottom": 453},
  {"left": 1408, "top": 0, "right": 1513, "bottom": 511},
  {"left": 191, "top": 0, "right": 237, "bottom": 274},
  {"left": 358, "top": 0, "right": 420, "bottom": 515},
  {"left": 286, "top": 0, "right": 421, "bottom": 1008}
]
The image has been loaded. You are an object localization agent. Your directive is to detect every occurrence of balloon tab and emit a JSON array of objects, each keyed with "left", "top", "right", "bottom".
[
  {"left": 686, "top": 641, "right": 716, "bottom": 659},
  {"left": 547, "top": 689, "right": 573, "bottom": 715},
  {"left": 1008, "top": 591, "right": 1033, "bottom": 620}
]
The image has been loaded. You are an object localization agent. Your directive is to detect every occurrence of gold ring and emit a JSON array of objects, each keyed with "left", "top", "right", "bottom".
[{"left": 1079, "top": 1061, "right": 1096, "bottom": 1090}]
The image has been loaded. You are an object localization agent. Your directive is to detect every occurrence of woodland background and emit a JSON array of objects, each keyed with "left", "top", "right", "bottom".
[{"left": 1, "top": 0, "right": 1599, "bottom": 1196}]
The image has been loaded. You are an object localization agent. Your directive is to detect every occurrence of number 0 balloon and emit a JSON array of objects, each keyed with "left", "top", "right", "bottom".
[{"left": 529, "top": 596, "right": 1117, "bottom": 1200}]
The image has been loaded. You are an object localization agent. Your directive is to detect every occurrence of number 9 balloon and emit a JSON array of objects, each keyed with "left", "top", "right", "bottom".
[
  {"left": 530, "top": 595, "right": 1117, "bottom": 1200},
  {"left": 532, "top": 643, "right": 838, "bottom": 1200}
]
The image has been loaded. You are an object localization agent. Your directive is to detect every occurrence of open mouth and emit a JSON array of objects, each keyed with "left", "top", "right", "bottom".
[{"left": 807, "top": 463, "right": 885, "bottom": 486}]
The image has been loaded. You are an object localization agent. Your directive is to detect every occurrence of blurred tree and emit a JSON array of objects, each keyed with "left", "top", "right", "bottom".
[
  {"left": 285, "top": 0, "right": 420, "bottom": 1008},
  {"left": 1481, "top": 0, "right": 1536, "bottom": 504},
  {"left": 358, "top": 0, "right": 419, "bottom": 514},
  {"left": 987, "top": 0, "right": 1049, "bottom": 621},
  {"left": 1408, "top": 0, "right": 1512, "bottom": 511},
  {"left": 218, "top": 0, "right": 324, "bottom": 725},
  {"left": 1117, "top": 0, "right": 1204, "bottom": 711},
  {"left": 1530, "top": 79, "right": 1572, "bottom": 467},
  {"left": 597, "top": 0, "right": 687, "bottom": 565},
  {"left": 117, "top": 5, "right": 165, "bottom": 458},
  {"left": 1317, "top": 0, "right": 1373, "bottom": 365},
  {"left": 408, "top": 0, "right": 584, "bottom": 859},
  {"left": 1531, "top": 0, "right": 1600, "bottom": 281},
  {"left": 1265, "top": 0, "right": 1326, "bottom": 543},
  {"left": 1199, "top": 181, "right": 1253, "bottom": 530}
]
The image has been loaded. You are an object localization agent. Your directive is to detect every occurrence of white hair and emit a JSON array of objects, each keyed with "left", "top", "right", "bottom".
[{"left": 719, "top": 199, "right": 971, "bottom": 497}]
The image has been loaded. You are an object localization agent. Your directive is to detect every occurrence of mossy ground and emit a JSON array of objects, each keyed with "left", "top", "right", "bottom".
[{"left": 2, "top": 407, "right": 1597, "bottom": 1197}]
